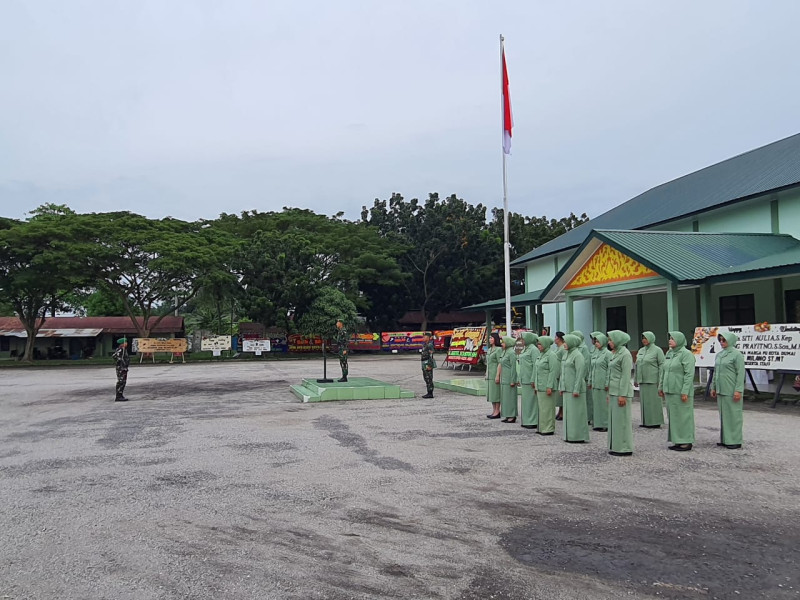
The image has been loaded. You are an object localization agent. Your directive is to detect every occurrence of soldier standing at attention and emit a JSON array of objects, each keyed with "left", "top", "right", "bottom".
[
  {"left": 420, "top": 331, "right": 435, "bottom": 398},
  {"left": 112, "top": 337, "right": 130, "bottom": 402},
  {"left": 335, "top": 319, "right": 349, "bottom": 382}
]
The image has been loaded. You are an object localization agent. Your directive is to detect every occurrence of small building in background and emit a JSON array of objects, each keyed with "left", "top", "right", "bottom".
[{"left": 0, "top": 316, "right": 184, "bottom": 360}]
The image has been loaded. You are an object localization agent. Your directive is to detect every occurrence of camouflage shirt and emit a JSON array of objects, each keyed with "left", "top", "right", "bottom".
[
  {"left": 420, "top": 340, "right": 435, "bottom": 369},
  {"left": 334, "top": 327, "right": 349, "bottom": 353},
  {"left": 112, "top": 346, "right": 130, "bottom": 370}
]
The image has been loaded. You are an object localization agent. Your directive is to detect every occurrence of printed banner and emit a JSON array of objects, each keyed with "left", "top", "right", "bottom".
[
  {"left": 350, "top": 332, "right": 381, "bottom": 351},
  {"left": 691, "top": 323, "right": 800, "bottom": 370},
  {"left": 243, "top": 339, "right": 271, "bottom": 353},
  {"left": 433, "top": 330, "right": 453, "bottom": 351},
  {"left": 200, "top": 335, "right": 232, "bottom": 351},
  {"left": 381, "top": 331, "right": 427, "bottom": 351},
  {"left": 445, "top": 327, "right": 486, "bottom": 365},
  {"left": 288, "top": 334, "right": 323, "bottom": 352},
  {"left": 136, "top": 338, "right": 188, "bottom": 354}
]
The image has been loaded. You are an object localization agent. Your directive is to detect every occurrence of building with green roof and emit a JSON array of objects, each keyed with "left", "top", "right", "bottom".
[{"left": 466, "top": 132, "right": 800, "bottom": 346}]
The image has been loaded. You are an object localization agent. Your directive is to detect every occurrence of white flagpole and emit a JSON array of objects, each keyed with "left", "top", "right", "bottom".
[{"left": 501, "top": 35, "right": 512, "bottom": 336}]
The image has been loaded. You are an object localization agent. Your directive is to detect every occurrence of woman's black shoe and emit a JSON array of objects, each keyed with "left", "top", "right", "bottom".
[
  {"left": 537, "top": 431, "right": 554, "bottom": 436},
  {"left": 521, "top": 424, "right": 536, "bottom": 429},
  {"left": 724, "top": 444, "right": 742, "bottom": 449},
  {"left": 486, "top": 414, "right": 501, "bottom": 419},
  {"left": 565, "top": 440, "right": 586, "bottom": 444},
  {"left": 593, "top": 427, "right": 608, "bottom": 432},
  {"left": 609, "top": 451, "right": 632, "bottom": 456},
  {"left": 501, "top": 417, "right": 516, "bottom": 423},
  {"left": 668, "top": 444, "right": 692, "bottom": 451}
]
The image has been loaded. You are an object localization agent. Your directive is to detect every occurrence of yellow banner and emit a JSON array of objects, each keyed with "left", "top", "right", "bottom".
[{"left": 137, "top": 338, "right": 188, "bottom": 353}]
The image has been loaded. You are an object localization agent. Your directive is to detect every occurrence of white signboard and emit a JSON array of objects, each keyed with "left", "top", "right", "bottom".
[
  {"left": 243, "top": 339, "right": 271, "bottom": 355},
  {"left": 692, "top": 323, "right": 800, "bottom": 370},
  {"left": 201, "top": 335, "right": 232, "bottom": 351}
]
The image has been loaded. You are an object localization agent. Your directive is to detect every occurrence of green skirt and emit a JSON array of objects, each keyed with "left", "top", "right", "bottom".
[
  {"left": 717, "top": 394, "right": 743, "bottom": 445},
  {"left": 666, "top": 393, "right": 695, "bottom": 444},
  {"left": 537, "top": 389, "right": 556, "bottom": 434},
  {"left": 608, "top": 395, "right": 633, "bottom": 453},
  {"left": 639, "top": 382, "right": 664, "bottom": 426},
  {"left": 563, "top": 392, "right": 589, "bottom": 442}
]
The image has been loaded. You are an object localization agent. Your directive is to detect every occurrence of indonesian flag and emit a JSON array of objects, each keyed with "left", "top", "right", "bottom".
[{"left": 502, "top": 47, "right": 513, "bottom": 154}]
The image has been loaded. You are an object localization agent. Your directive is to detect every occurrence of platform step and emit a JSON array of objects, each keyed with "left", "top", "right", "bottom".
[
  {"left": 291, "top": 377, "right": 413, "bottom": 402},
  {"left": 290, "top": 384, "right": 319, "bottom": 403}
]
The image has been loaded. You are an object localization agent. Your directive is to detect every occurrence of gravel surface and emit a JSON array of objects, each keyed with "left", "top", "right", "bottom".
[{"left": 1, "top": 355, "right": 799, "bottom": 600}]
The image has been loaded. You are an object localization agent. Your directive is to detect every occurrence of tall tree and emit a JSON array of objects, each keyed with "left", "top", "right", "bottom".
[
  {"left": 219, "top": 208, "right": 405, "bottom": 329},
  {"left": 362, "top": 193, "right": 498, "bottom": 329},
  {"left": 0, "top": 209, "right": 89, "bottom": 361},
  {"left": 80, "top": 212, "right": 237, "bottom": 338}
]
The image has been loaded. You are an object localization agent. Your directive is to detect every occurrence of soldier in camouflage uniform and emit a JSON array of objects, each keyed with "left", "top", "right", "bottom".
[
  {"left": 420, "top": 331, "right": 435, "bottom": 398},
  {"left": 112, "top": 337, "right": 130, "bottom": 402},
  {"left": 334, "top": 319, "right": 349, "bottom": 382}
]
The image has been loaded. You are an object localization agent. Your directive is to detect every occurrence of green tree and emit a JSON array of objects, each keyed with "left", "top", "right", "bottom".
[
  {"left": 80, "top": 212, "right": 238, "bottom": 338},
  {"left": 362, "top": 193, "right": 499, "bottom": 330},
  {"left": 297, "top": 287, "right": 358, "bottom": 339},
  {"left": 0, "top": 210, "right": 90, "bottom": 361},
  {"left": 219, "top": 208, "right": 405, "bottom": 329}
]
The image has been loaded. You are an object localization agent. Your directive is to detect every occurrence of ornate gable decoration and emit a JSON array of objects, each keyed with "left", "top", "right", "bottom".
[{"left": 566, "top": 243, "right": 658, "bottom": 290}]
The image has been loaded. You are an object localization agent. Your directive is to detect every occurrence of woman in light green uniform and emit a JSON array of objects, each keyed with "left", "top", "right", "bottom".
[
  {"left": 560, "top": 334, "right": 589, "bottom": 443},
  {"left": 497, "top": 335, "right": 518, "bottom": 423},
  {"left": 635, "top": 331, "right": 665, "bottom": 428},
  {"left": 571, "top": 330, "right": 593, "bottom": 425},
  {"left": 590, "top": 332, "right": 611, "bottom": 431},
  {"left": 554, "top": 332, "right": 566, "bottom": 420},
  {"left": 606, "top": 330, "right": 634, "bottom": 456},
  {"left": 518, "top": 332, "right": 540, "bottom": 429},
  {"left": 534, "top": 336, "right": 559, "bottom": 436},
  {"left": 710, "top": 331, "right": 745, "bottom": 449},
  {"left": 485, "top": 332, "right": 502, "bottom": 419},
  {"left": 659, "top": 331, "right": 697, "bottom": 452}
]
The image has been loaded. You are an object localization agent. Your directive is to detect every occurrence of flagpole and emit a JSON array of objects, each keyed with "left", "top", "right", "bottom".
[{"left": 501, "top": 34, "right": 512, "bottom": 336}]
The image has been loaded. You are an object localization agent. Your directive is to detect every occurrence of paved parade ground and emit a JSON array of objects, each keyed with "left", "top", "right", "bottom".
[{"left": 2, "top": 355, "right": 800, "bottom": 600}]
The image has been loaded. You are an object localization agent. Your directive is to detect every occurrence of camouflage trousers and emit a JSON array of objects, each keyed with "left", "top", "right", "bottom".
[
  {"left": 115, "top": 368, "right": 128, "bottom": 398},
  {"left": 339, "top": 353, "right": 348, "bottom": 378},
  {"left": 422, "top": 367, "right": 434, "bottom": 394}
]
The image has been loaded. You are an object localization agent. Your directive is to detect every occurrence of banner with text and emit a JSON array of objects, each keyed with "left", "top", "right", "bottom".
[
  {"left": 350, "top": 333, "right": 381, "bottom": 351},
  {"left": 445, "top": 327, "right": 486, "bottom": 365},
  {"left": 243, "top": 339, "right": 271, "bottom": 353},
  {"left": 288, "top": 334, "right": 323, "bottom": 352},
  {"left": 135, "top": 338, "right": 188, "bottom": 354},
  {"left": 201, "top": 335, "right": 232, "bottom": 351},
  {"left": 691, "top": 323, "right": 800, "bottom": 370},
  {"left": 381, "top": 331, "right": 427, "bottom": 351}
]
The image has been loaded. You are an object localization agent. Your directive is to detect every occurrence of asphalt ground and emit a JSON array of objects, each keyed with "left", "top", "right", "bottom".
[{"left": 1, "top": 355, "right": 799, "bottom": 600}]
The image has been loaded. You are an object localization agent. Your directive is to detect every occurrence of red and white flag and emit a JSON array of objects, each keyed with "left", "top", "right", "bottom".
[{"left": 502, "top": 47, "right": 513, "bottom": 154}]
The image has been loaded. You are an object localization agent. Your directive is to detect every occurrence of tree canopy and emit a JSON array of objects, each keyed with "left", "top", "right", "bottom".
[{"left": 0, "top": 197, "right": 589, "bottom": 358}]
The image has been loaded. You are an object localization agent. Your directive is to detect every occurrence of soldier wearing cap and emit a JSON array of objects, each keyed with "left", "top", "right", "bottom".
[
  {"left": 334, "top": 319, "right": 349, "bottom": 382},
  {"left": 112, "top": 337, "right": 130, "bottom": 402}
]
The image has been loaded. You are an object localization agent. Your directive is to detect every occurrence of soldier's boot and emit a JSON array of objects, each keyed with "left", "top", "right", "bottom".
[
  {"left": 115, "top": 394, "right": 128, "bottom": 402},
  {"left": 338, "top": 376, "right": 348, "bottom": 382}
]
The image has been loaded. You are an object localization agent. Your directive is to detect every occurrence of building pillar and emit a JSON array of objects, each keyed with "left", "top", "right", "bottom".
[
  {"left": 566, "top": 295, "right": 575, "bottom": 332},
  {"left": 666, "top": 281, "right": 680, "bottom": 332},
  {"left": 592, "top": 297, "right": 602, "bottom": 333},
  {"left": 774, "top": 278, "right": 785, "bottom": 322},
  {"left": 699, "top": 284, "right": 711, "bottom": 326}
]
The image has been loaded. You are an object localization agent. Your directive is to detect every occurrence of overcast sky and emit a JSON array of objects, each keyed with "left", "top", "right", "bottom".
[{"left": 1, "top": 0, "right": 799, "bottom": 223}]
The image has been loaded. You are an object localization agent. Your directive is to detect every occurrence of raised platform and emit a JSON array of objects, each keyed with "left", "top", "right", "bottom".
[
  {"left": 434, "top": 378, "right": 524, "bottom": 396},
  {"left": 290, "top": 377, "right": 415, "bottom": 403},
  {"left": 434, "top": 378, "right": 487, "bottom": 396}
]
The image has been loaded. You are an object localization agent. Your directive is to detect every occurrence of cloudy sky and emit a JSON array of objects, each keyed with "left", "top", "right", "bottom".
[{"left": 1, "top": 0, "right": 799, "bottom": 223}]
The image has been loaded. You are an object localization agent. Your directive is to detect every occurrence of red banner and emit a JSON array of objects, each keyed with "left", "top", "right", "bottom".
[{"left": 445, "top": 327, "right": 486, "bottom": 365}]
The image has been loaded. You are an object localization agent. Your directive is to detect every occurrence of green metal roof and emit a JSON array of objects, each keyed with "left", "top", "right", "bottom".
[
  {"left": 513, "top": 132, "right": 800, "bottom": 266},
  {"left": 592, "top": 230, "right": 800, "bottom": 282},
  {"left": 462, "top": 289, "right": 545, "bottom": 310}
]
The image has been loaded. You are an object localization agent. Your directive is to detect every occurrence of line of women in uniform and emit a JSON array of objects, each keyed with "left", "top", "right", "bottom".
[{"left": 484, "top": 328, "right": 746, "bottom": 455}]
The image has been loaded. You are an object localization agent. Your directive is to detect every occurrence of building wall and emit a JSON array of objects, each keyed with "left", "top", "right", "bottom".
[{"left": 776, "top": 187, "right": 800, "bottom": 237}]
